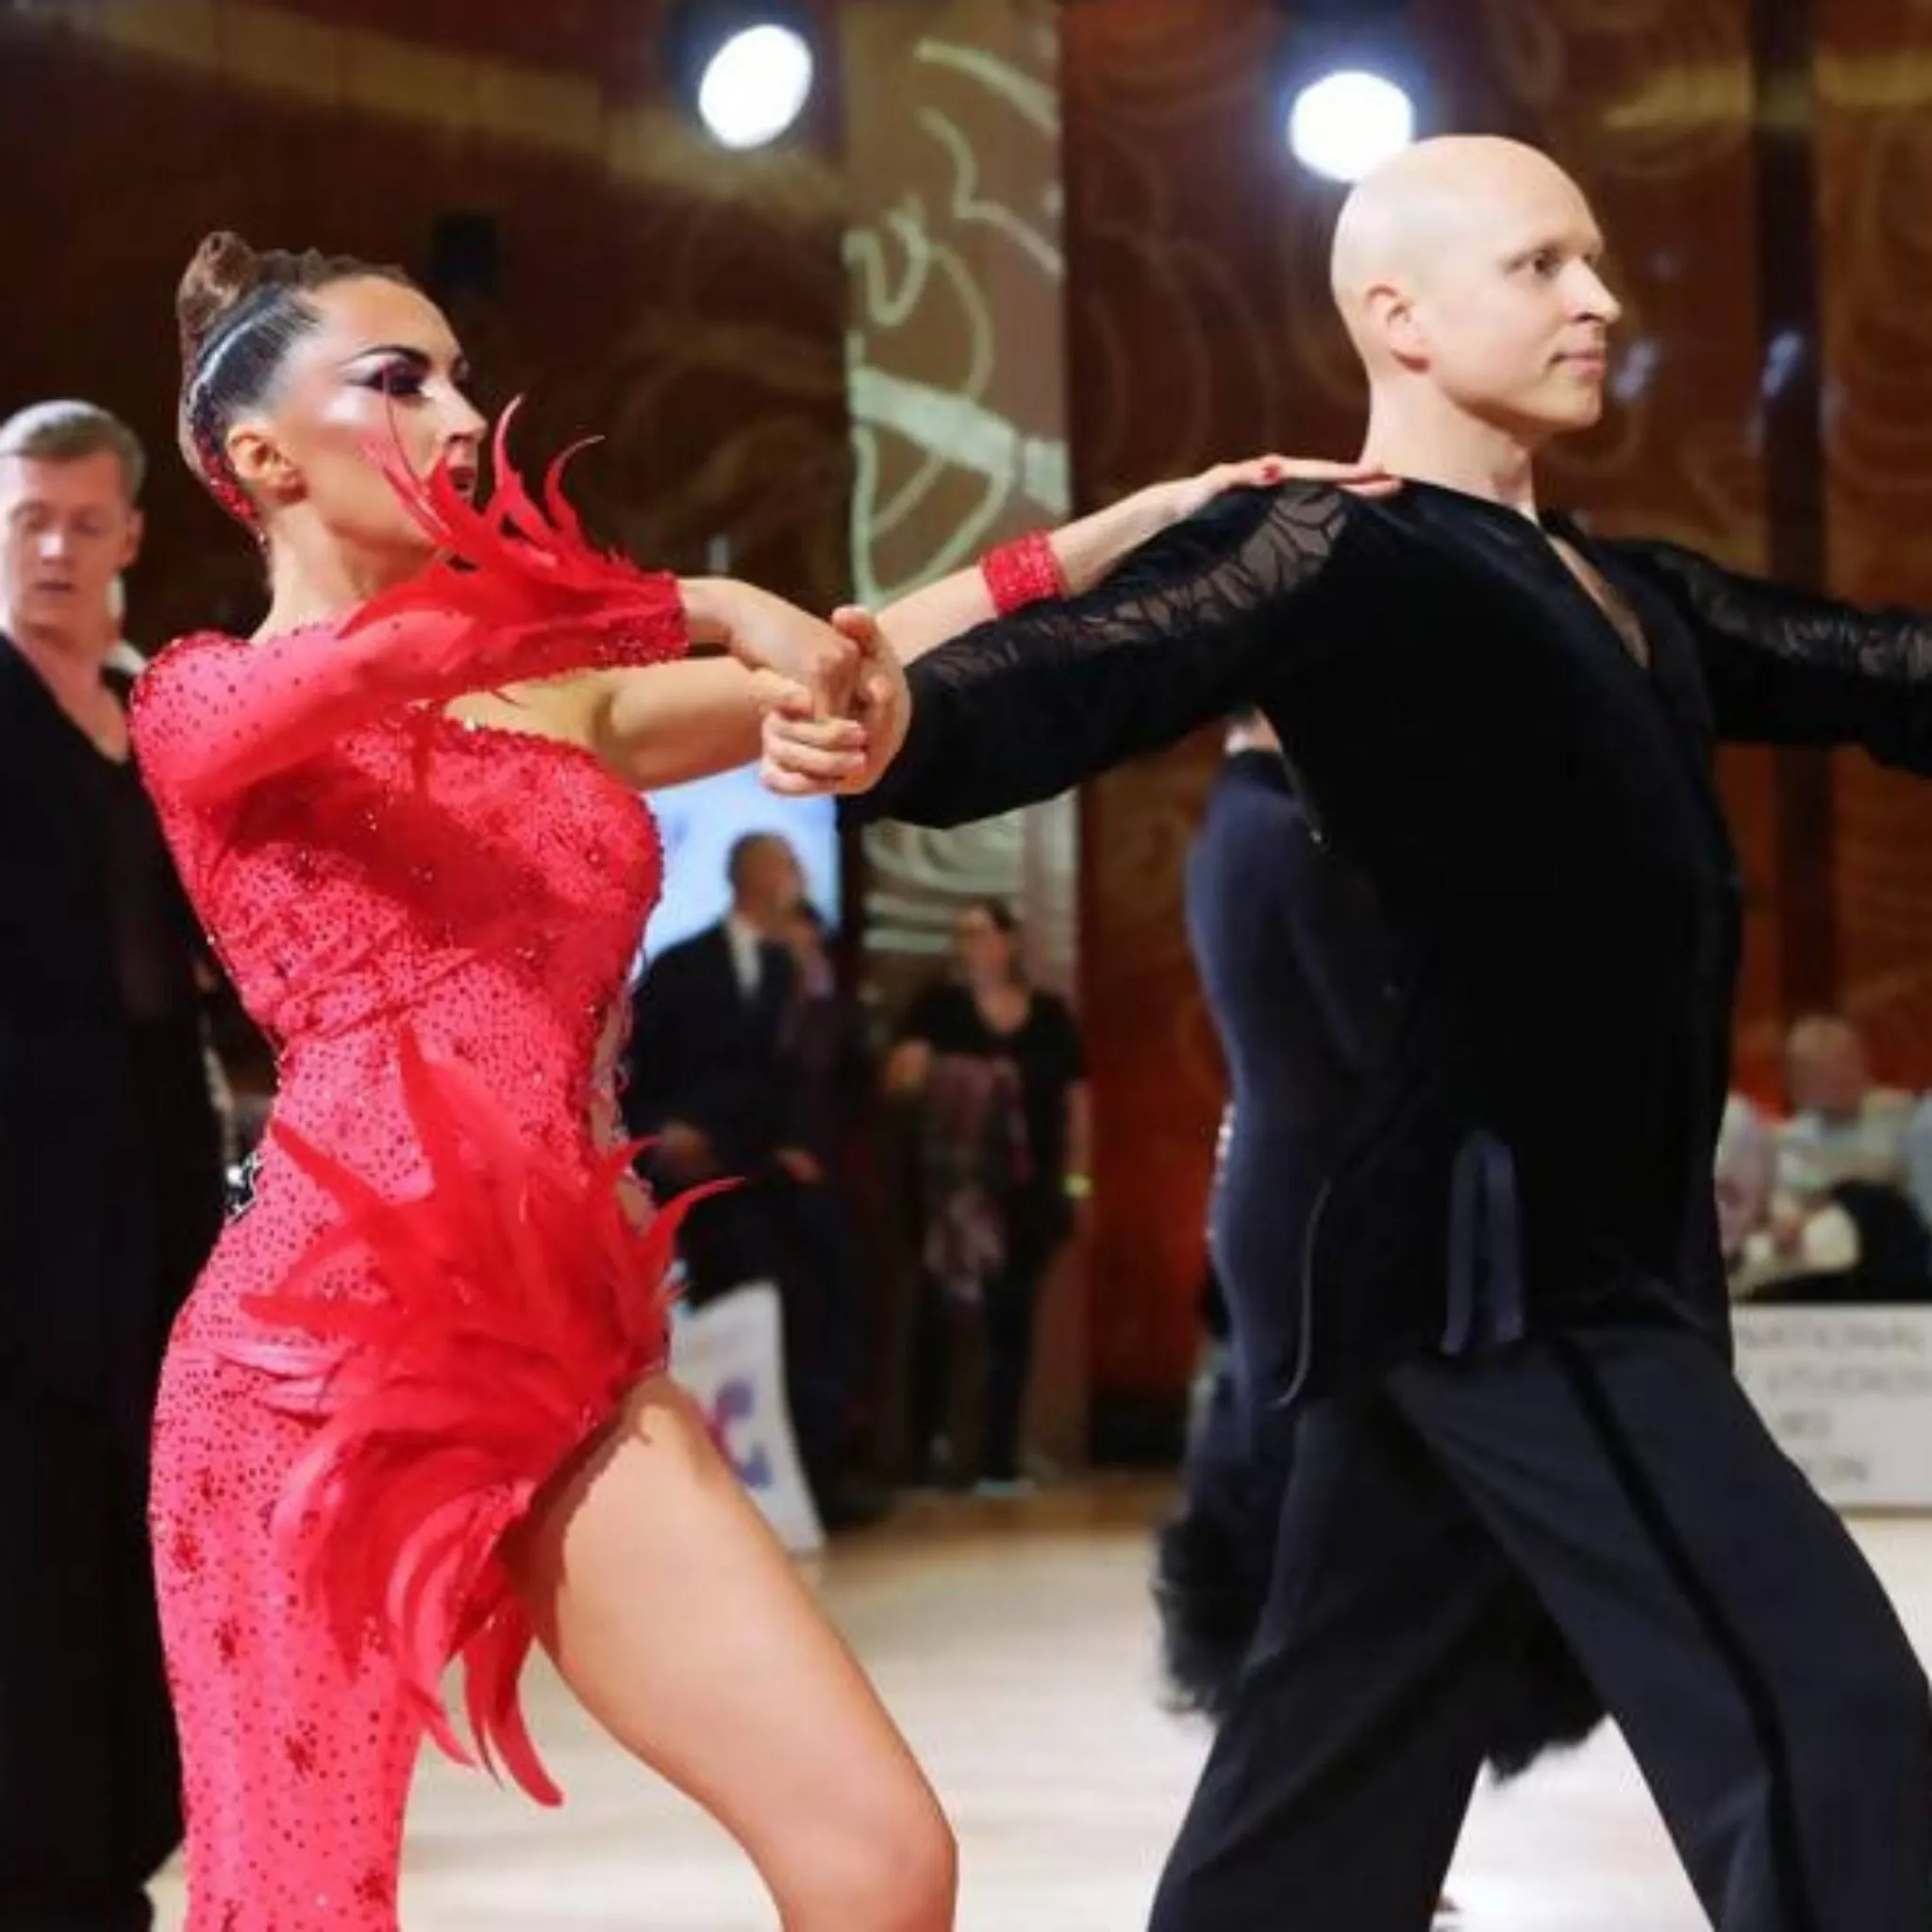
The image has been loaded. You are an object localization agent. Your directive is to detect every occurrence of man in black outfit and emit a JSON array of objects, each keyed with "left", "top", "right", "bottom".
[
  {"left": 624, "top": 831, "right": 862, "bottom": 1515},
  {"left": 624, "top": 830, "right": 805, "bottom": 1267},
  {"left": 825, "top": 137, "right": 1932, "bottom": 1929},
  {"left": 0, "top": 401, "right": 225, "bottom": 1930}
]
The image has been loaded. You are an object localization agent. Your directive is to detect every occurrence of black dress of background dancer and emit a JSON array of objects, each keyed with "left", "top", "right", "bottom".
[
  {"left": 1156, "top": 726, "right": 1392, "bottom": 1715},
  {"left": 0, "top": 641, "right": 225, "bottom": 1927},
  {"left": 847, "top": 478, "right": 1932, "bottom": 1931}
]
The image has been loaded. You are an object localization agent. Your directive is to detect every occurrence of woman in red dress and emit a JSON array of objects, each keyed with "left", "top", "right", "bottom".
[
  {"left": 139, "top": 227, "right": 1365, "bottom": 1930},
  {"left": 138, "top": 230, "right": 948, "bottom": 1932}
]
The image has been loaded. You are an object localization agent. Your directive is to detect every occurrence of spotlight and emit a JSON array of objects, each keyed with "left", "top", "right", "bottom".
[
  {"left": 1288, "top": 70, "right": 1415, "bottom": 183},
  {"left": 1272, "top": 0, "right": 1421, "bottom": 184},
  {"left": 668, "top": 3, "right": 817, "bottom": 152}
]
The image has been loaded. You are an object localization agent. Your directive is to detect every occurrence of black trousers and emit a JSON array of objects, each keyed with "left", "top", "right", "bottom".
[
  {"left": 0, "top": 1378, "right": 176, "bottom": 1931},
  {"left": 1149, "top": 1321, "right": 1932, "bottom": 1932},
  {"left": 675, "top": 1172, "right": 866, "bottom": 1490}
]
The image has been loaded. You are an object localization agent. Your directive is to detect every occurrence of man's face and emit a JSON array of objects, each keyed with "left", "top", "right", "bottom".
[
  {"left": 738, "top": 838, "right": 803, "bottom": 920},
  {"left": 1400, "top": 156, "right": 1622, "bottom": 442},
  {"left": 1790, "top": 1025, "right": 1869, "bottom": 1118},
  {"left": 0, "top": 450, "right": 142, "bottom": 647}
]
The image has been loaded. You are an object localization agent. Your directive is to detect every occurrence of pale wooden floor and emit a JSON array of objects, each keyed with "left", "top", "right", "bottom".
[{"left": 152, "top": 1486, "right": 1932, "bottom": 1930}]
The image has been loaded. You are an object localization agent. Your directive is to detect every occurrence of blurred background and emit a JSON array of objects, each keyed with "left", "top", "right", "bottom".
[
  {"left": 8, "top": 5, "right": 1932, "bottom": 1917},
  {"left": 15, "top": 0, "right": 1932, "bottom": 1477}
]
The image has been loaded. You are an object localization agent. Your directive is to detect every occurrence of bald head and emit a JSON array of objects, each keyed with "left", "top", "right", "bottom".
[
  {"left": 1325, "top": 137, "right": 1619, "bottom": 448},
  {"left": 1331, "top": 137, "right": 1600, "bottom": 353}
]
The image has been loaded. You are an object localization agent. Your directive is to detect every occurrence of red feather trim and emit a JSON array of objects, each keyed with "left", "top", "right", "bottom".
[
  {"left": 220, "top": 1033, "right": 725, "bottom": 1805},
  {"left": 338, "top": 398, "right": 689, "bottom": 683}
]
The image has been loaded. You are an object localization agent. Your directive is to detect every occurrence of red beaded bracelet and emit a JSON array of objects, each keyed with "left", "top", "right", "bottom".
[{"left": 980, "top": 529, "right": 1068, "bottom": 615}]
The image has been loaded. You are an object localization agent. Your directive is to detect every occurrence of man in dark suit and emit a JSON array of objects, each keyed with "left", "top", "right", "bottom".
[
  {"left": 0, "top": 400, "right": 225, "bottom": 1930},
  {"left": 625, "top": 832, "right": 866, "bottom": 1512},
  {"left": 625, "top": 830, "right": 807, "bottom": 1229}
]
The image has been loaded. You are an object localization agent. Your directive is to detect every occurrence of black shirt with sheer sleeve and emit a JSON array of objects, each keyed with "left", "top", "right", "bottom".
[{"left": 846, "top": 480, "right": 1932, "bottom": 1400}]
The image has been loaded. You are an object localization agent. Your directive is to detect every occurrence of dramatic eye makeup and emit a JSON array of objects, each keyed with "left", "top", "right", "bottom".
[{"left": 343, "top": 345, "right": 472, "bottom": 400}]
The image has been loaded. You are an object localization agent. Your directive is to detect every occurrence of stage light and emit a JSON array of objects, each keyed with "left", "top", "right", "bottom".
[
  {"left": 1272, "top": 0, "right": 1421, "bottom": 183},
  {"left": 1286, "top": 69, "right": 1416, "bottom": 183},
  {"left": 668, "top": 4, "right": 817, "bottom": 152}
]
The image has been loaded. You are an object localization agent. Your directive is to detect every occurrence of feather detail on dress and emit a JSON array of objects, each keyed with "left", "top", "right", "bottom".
[{"left": 220, "top": 1033, "right": 721, "bottom": 1804}]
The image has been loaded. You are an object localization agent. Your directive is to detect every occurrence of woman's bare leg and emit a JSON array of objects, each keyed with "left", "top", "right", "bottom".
[{"left": 508, "top": 1373, "right": 956, "bottom": 1932}]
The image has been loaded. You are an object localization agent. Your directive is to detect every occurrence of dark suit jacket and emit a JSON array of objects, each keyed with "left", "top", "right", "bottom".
[
  {"left": 623, "top": 921, "right": 799, "bottom": 1175},
  {"left": 850, "top": 478, "right": 1932, "bottom": 1398},
  {"left": 0, "top": 637, "right": 222, "bottom": 1408}
]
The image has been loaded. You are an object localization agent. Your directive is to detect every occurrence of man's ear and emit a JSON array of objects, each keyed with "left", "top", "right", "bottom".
[{"left": 1365, "top": 281, "right": 1427, "bottom": 370}]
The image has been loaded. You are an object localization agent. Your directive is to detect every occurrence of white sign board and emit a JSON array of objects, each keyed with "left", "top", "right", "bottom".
[
  {"left": 670, "top": 1281, "right": 825, "bottom": 1556},
  {"left": 1733, "top": 1305, "right": 1932, "bottom": 1509}
]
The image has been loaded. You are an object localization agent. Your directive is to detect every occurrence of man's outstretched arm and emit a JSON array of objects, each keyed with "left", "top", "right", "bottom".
[
  {"left": 1613, "top": 538, "right": 1932, "bottom": 773},
  {"left": 841, "top": 482, "right": 1365, "bottom": 830}
]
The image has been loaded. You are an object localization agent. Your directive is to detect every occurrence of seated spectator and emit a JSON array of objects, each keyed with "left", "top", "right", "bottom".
[
  {"left": 1776, "top": 1013, "right": 1917, "bottom": 1203},
  {"left": 1740, "top": 1015, "right": 1931, "bottom": 1303},
  {"left": 1900, "top": 1092, "right": 1932, "bottom": 1236}
]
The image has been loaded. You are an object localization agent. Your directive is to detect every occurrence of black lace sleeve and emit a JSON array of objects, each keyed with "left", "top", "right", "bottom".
[
  {"left": 1610, "top": 538, "right": 1932, "bottom": 772},
  {"left": 851, "top": 482, "right": 1362, "bottom": 827}
]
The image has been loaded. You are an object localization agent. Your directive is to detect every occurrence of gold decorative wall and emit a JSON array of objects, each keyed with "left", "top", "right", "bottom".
[
  {"left": 840, "top": 0, "right": 1089, "bottom": 1462},
  {"left": 0, "top": 0, "right": 851, "bottom": 644}
]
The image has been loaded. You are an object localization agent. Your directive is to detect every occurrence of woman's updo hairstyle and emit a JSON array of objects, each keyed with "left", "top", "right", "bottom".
[{"left": 175, "top": 229, "right": 414, "bottom": 526}]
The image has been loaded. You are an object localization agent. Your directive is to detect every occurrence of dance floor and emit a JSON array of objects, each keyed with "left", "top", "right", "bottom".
[{"left": 151, "top": 1483, "right": 1932, "bottom": 1930}]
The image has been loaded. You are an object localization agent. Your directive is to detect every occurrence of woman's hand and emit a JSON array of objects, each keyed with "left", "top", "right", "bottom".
[
  {"left": 758, "top": 607, "right": 910, "bottom": 798},
  {"left": 1138, "top": 454, "right": 1397, "bottom": 532},
  {"left": 680, "top": 577, "right": 858, "bottom": 717}
]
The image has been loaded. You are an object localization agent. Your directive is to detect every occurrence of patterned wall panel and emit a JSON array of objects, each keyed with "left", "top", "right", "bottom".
[
  {"left": 0, "top": 0, "right": 850, "bottom": 648},
  {"left": 1815, "top": 0, "right": 1932, "bottom": 1087},
  {"left": 840, "top": 0, "right": 1076, "bottom": 1009},
  {"left": 839, "top": 0, "right": 1092, "bottom": 1467}
]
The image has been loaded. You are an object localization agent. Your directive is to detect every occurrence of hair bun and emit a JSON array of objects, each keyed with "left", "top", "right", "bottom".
[{"left": 176, "top": 230, "right": 265, "bottom": 366}]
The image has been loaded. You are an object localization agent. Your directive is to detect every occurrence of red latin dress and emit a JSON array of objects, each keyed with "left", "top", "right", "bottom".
[{"left": 135, "top": 434, "right": 696, "bottom": 1927}]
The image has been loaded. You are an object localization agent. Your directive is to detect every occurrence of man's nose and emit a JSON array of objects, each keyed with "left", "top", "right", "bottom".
[
  {"left": 36, "top": 526, "right": 72, "bottom": 562},
  {"left": 1576, "top": 266, "right": 1622, "bottom": 325}
]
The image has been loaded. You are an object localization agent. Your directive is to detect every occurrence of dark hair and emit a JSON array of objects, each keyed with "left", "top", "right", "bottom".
[
  {"left": 955, "top": 896, "right": 1025, "bottom": 986},
  {"left": 175, "top": 229, "right": 414, "bottom": 524},
  {"left": 0, "top": 399, "right": 145, "bottom": 500},
  {"left": 963, "top": 896, "right": 1019, "bottom": 938},
  {"left": 726, "top": 830, "right": 794, "bottom": 891}
]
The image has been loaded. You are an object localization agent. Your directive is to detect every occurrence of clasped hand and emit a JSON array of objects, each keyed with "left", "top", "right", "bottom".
[{"left": 739, "top": 603, "right": 907, "bottom": 801}]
